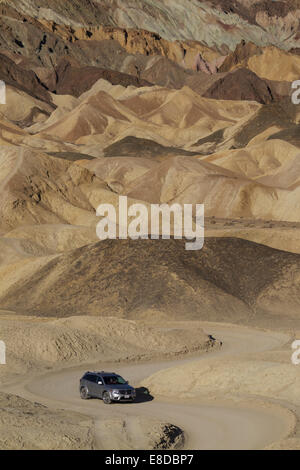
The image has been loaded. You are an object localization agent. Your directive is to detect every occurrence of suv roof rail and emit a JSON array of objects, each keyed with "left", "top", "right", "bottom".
[{"left": 97, "top": 371, "right": 116, "bottom": 374}]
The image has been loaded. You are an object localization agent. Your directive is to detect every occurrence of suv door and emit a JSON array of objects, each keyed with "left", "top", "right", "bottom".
[
  {"left": 84, "top": 373, "right": 98, "bottom": 397},
  {"left": 95, "top": 375, "right": 105, "bottom": 398}
]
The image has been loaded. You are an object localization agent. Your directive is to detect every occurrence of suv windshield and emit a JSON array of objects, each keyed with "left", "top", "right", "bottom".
[{"left": 103, "top": 375, "right": 127, "bottom": 385}]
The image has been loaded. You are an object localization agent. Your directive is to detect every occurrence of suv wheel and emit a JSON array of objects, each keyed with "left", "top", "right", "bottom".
[
  {"left": 80, "top": 386, "right": 90, "bottom": 399},
  {"left": 102, "top": 391, "right": 112, "bottom": 404}
]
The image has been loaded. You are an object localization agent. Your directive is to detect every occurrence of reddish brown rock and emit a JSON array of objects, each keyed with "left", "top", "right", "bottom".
[
  {"left": 47, "top": 59, "right": 153, "bottom": 97},
  {"left": 203, "top": 68, "right": 280, "bottom": 104},
  {"left": 0, "top": 52, "right": 53, "bottom": 104},
  {"left": 218, "top": 41, "right": 262, "bottom": 73}
]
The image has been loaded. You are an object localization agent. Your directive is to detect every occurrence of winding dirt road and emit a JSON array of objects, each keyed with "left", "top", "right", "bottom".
[{"left": 2, "top": 323, "right": 294, "bottom": 450}]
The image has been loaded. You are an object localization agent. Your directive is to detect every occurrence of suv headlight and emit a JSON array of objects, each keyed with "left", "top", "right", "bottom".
[{"left": 112, "top": 389, "right": 121, "bottom": 396}]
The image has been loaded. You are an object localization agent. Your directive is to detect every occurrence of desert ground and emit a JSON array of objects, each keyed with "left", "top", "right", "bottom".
[
  {"left": 1, "top": 0, "right": 300, "bottom": 451},
  {"left": 0, "top": 315, "right": 300, "bottom": 450}
]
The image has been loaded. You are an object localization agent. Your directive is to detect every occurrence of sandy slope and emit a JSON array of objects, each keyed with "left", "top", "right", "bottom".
[
  {"left": 0, "top": 392, "right": 95, "bottom": 450},
  {"left": 1, "top": 322, "right": 294, "bottom": 450},
  {"left": 0, "top": 316, "right": 214, "bottom": 378},
  {"left": 0, "top": 315, "right": 213, "bottom": 450}
]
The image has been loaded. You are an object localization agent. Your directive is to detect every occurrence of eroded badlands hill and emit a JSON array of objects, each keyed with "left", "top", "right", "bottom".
[
  {"left": 0, "top": 238, "right": 299, "bottom": 323},
  {"left": 0, "top": 1, "right": 299, "bottom": 326}
]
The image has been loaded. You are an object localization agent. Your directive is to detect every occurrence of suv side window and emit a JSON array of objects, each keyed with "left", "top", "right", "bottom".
[{"left": 84, "top": 374, "right": 97, "bottom": 382}]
